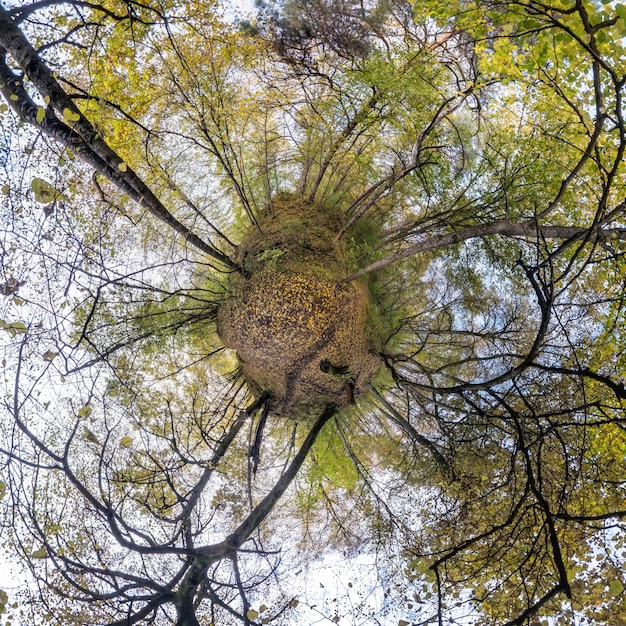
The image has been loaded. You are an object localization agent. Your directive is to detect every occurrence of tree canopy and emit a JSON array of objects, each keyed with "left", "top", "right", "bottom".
[{"left": 1, "top": 0, "right": 626, "bottom": 624}]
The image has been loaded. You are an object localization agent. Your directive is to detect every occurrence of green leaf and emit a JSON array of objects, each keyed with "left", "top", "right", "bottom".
[
  {"left": 31, "top": 178, "right": 64, "bottom": 204},
  {"left": 83, "top": 427, "right": 100, "bottom": 444},
  {"left": 616, "top": 4, "right": 626, "bottom": 19},
  {"left": 77, "top": 405, "right": 92, "bottom": 418},
  {"left": 31, "top": 547, "right": 48, "bottom": 559},
  {"left": 0, "top": 319, "right": 15, "bottom": 337},
  {"left": 1, "top": 184, "right": 8, "bottom": 195},
  {"left": 0, "top": 589, "right": 6, "bottom": 615},
  {"left": 119, "top": 436, "right": 133, "bottom": 448},
  {"left": 0, "top": 481, "right": 6, "bottom": 501},
  {"left": 609, "top": 579, "right": 624, "bottom": 596},
  {"left": 246, "top": 609, "right": 259, "bottom": 620},
  {"left": 36, "top": 107, "right": 45, "bottom": 124},
  {"left": 9, "top": 94, "right": 18, "bottom": 102},
  {"left": 117, "top": 161, "right": 128, "bottom": 172},
  {"left": 9, "top": 321, "right": 28, "bottom": 334}
]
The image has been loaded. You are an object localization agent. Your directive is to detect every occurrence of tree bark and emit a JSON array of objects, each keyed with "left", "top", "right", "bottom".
[{"left": 344, "top": 218, "right": 626, "bottom": 281}]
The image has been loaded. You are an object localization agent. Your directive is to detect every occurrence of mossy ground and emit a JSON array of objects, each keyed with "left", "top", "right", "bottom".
[{"left": 217, "top": 195, "right": 383, "bottom": 418}]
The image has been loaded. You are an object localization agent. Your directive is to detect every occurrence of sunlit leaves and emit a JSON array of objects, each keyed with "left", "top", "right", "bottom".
[
  {"left": 62, "top": 108, "right": 80, "bottom": 123},
  {"left": 306, "top": 422, "right": 358, "bottom": 490}
]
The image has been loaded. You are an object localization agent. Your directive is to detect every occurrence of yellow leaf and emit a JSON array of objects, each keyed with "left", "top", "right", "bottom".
[
  {"left": 62, "top": 108, "right": 80, "bottom": 122},
  {"left": 246, "top": 609, "right": 259, "bottom": 620},
  {"left": 36, "top": 107, "right": 45, "bottom": 124},
  {"left": 119, "top": 436, "right": 133, "bottom": 448},
  {"left": 117, "top": 162, "right": 128, "bottom": 172}
]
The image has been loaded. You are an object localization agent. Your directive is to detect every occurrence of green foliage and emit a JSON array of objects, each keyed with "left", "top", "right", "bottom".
[
  {"left": 2, "top": 0, "right": 626, "bottom": 625},
  {"left": 306, "top": 421, "right": 358, "bottom": 490},
  {"left": 256, "top": 246, "right": 286, "bottom": 267}
]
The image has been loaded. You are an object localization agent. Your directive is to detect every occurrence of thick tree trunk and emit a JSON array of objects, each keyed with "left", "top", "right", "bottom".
[{"left": 0, "top": 6, "right": 239, "bottom": 270}]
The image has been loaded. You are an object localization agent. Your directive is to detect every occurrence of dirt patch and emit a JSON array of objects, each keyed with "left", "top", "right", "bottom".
[{"left": 217, "top": 196, "right": 381, "bottom": 418}]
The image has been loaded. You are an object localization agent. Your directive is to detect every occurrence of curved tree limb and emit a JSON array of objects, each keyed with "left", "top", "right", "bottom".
[
  {"left": 216, "top": 403, "right": 336, "bottom": 553},
  {"left": 171, "top": 405, "right": 336, "bottom": 624},
  {"left": 344, "top": 217, "right": 626, "bottom": 282}
]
